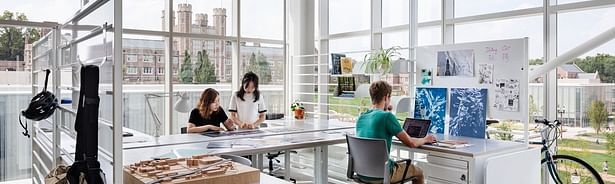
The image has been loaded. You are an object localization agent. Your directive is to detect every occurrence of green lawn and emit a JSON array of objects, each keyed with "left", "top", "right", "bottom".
[
  {"left": 326, "top": 96, "right": 409, "bottom": 123},
  {"left": 579, "top": 133, "right": 608, "bottom": 139},
  {"left": 558, "top": 149, "right": 615, "bottom": 176},
  {"left": 559, "top": 139, "right": 607, "bottom": 151}
]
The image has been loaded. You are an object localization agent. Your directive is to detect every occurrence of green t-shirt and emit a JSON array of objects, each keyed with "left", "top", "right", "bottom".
[{"left": 355, "top": 109, "right": 403, "bottom": 181}]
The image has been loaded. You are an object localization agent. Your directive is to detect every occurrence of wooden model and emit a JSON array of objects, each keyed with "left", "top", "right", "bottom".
[{"left": 123, "top": 155, "right": 259, "bottom": 184}]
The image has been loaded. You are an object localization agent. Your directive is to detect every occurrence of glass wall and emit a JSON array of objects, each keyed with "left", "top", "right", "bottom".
[{"left": 556, "top": 6, "right": 615, "bottom": 128}]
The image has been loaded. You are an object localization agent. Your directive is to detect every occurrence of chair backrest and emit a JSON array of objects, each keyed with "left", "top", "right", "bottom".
[
  {"left": 180, "top": 127, "right": 187, "bottom": 134},
  {"left": 219, "top": 154, "right": 252, "bottom": 166},
  {"left": 346, "top": 135, "right": 390, "bottom": 179}
]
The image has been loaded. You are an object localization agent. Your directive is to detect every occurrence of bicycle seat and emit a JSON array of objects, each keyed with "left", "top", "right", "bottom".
[{"left": 486, "top": 119, "right": 499, "bottom": 125}]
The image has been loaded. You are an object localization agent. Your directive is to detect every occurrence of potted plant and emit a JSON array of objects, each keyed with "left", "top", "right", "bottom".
[
  {"left": 290, "top": 100, "right": 305, "bottom": 120},
  {"left": 362, "top": 46, "right": 401, "bottom": 75}
]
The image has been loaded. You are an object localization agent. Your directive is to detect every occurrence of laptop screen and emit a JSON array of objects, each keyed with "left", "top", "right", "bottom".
[{"left": 403, "top": 118, "right": 431, "bottom": 138}]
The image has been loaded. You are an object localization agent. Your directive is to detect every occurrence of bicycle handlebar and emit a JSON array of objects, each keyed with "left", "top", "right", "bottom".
[{"left": 534, "top": 119, "right": 560, "bottom": 126}]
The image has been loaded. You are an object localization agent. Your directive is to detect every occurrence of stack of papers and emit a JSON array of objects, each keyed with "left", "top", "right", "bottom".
[{"left": 433, "top": 140, "right": 471, "bottom": 149}]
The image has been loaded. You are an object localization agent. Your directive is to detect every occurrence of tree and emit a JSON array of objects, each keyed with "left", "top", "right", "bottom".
[
  {"left": 575, "top": 54, "right": 615, "bottom": 83},
  {"left": 179, "top": 50, "right": 193, "bottom": 84},
  {"left": 588, "top": 100, "right": 608, "bottom": 143},
  {"left": 194, "top": 50, "right": 217, "bottom": 84},
  {"left": 0, "top": 11, "right": 40, "bottom": 61},
  {"left": 529, "top": 58, "right": 543, "bottom": 65},
  {"left": 606, "top": 132, "right": 615, "bottom": 156},
  {"left": 256, "top": 52, "right": 272, "bottom": 82},
  {"left": 496, "top": 122, "right": 514, "bottom": 141},
  {"left": 246, "top": 52, "right": 272, "bottom": 83},
  {"left": 529, "top": 95, "right": 539, "bottom": 120}
]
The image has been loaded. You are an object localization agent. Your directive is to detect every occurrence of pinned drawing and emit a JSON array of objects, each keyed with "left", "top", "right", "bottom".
[
  {"left": 501, "top": 45, "right": 511, "bottom": 62},
  {"left": 449, "top": 88, "right": 487, "bottom": 139},
  {"left": 485, "top": 47, "right": 498, "bottom": 61},
  {"left": 494, "top": 79, "right": 520, "bottom": 112},
  {"left": 414, "top": 87, "right": 447, "bottom": 134},
  {"left": 478, "top": 64, "right": 494, "bottom": 84},
  {"left": 436, "top": 49, "right": 475, "bottom": 77},
  {"left": 420, "top": 68, "right": 433, "bottom": 85}
]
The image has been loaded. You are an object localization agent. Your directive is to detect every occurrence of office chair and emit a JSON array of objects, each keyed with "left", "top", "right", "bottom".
[{"left": 346, "top": 135, "right": 416, "bottom": 184}]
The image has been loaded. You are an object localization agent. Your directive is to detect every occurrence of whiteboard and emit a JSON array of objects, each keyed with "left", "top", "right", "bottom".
[{"left": 414, "top": 38, "right": 529, "bottom": 124}]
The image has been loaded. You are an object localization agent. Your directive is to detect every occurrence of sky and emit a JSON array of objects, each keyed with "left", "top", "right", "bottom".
[{"left": 1, "top": 0, "right": 614, "bottom": 60}]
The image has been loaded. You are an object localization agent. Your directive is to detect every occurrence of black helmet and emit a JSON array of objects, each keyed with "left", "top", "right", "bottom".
[
  {"left": 22, "top": 90, "right": 58, "bottom": 121},
  {"left": 20, "top": 69, "right": 58, "bottom": 137}
]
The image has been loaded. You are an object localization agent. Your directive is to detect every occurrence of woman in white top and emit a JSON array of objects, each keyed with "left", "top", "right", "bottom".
[{"left": 229, "top": 72, "right": 267, "bottom": 129}]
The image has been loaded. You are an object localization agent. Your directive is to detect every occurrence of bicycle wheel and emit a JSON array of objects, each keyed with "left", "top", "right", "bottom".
[{"left": 541, "top": 155, "right": 604, "bottom": 184}]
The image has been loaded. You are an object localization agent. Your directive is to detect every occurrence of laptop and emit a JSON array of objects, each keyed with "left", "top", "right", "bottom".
[{"left": 402, "top": 118, "right": 431, "bottom": 138}]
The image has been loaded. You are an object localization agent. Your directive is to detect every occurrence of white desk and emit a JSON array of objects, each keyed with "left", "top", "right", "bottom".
[
  {"left": 392, "top": 134, "right": 540, "bottom": 184},
  {"left": 259, "top": 173, "right": 293, "bottom": 184},
  {"left": 123, "top": 120, "right": 355, "bottom": 184},
  {"left": 33, "top": 119, "right": 354, "bottom": 184}
]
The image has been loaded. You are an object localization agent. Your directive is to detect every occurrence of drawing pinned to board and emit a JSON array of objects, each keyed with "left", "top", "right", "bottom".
[
  {"left": 478, "top": 64, "right": 494, "bottom": 84},
  {"left": 501, "top": 45, "right": 511, "bottom": 62},
  {"left": 436, "top": 49, "right": 475, "bottom": 77},
  {"left": 449, "top": 88, "right": 487, "bottom": 138},
  {"left": 414, "top": 87, "right": 447, "bottom": 134},
  {"left": 494, "top": 79, "right": 520, "bottom": 112},
  {"left": 420, "top": 68, "right": 433, "bottom": 85},
  {"left": 485, "top": 47, "right": 498, "bottom": 61}
]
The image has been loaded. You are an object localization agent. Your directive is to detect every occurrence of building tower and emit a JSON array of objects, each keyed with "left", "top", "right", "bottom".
[
  {"left": 195, "top": 13, "right": 208, "bottom": 28},
  {"left": 176, "top": 4, "right": 192, "bottom": 60},
  {"left": 213, "top": 8, "right": 227, "bottom": 81}
]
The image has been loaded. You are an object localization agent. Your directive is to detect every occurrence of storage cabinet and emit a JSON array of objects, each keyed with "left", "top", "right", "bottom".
[{"left": 426, "top": 155, "right": 469, "bottom": 184}]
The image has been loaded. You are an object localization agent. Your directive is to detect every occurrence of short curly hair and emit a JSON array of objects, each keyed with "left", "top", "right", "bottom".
[{"left": 369, "top": 81, "right": 392, "bottom": 104}]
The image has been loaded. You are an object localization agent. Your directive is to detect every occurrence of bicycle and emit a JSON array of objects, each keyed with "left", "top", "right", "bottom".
[{"left": 535, "top": 119, "right": 604, "bottom": 184}]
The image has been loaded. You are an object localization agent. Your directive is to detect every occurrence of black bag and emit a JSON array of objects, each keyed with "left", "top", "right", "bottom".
[{"left": 67, "top": 65, "right": 105, "bottom": 184}]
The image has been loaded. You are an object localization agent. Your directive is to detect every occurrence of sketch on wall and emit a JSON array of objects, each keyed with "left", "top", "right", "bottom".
[
  {"left": 494, "top": 79, "right": 520, "bottom": 112},
  {"left": 478, "top": 64, "right": 494, "bottom": 84},
  {"left": 449, "top": 88, "right": 487, "bottom": 138},
  {"left": 436, "top": 49, "right": 475, "bottom": 77},
  {"left": 414, "top": 87, "right": 447, "bottom": 134}
]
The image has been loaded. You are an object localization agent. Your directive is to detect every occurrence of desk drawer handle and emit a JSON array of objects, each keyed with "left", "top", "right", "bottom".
[{"left": 460, "top": 174, "right": 466, "bottom": 181}]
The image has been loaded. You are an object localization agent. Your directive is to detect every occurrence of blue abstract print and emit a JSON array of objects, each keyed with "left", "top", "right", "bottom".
[
  {"left": 449, "top": 88, "right": 487, "bottom": 138},
  {"left": 414, "top": 87, "right": 447, "bottom": 134}
]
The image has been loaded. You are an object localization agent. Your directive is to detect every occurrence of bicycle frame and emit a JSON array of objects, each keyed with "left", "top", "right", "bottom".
[{"left": 539, "top": 121, "right": 565, "bottom": 184}]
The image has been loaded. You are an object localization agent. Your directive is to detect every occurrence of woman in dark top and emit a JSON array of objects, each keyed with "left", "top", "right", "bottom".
[{"left": 187, "top": 88, "right": 235, "bottom": 133}]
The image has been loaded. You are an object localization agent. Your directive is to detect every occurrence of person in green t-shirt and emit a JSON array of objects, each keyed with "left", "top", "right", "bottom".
[{"left": 356, "top": 81, "right": 436, "bottom": 184}]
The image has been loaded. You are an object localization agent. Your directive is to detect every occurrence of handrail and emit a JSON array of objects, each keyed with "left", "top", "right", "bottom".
[{"left": 60, "top": 24, "right": 112, "bottom": 50}]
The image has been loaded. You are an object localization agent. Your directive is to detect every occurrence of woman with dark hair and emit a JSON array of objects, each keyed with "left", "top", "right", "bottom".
[
  {"left": 187, "top": 88, "right": 235, "bottom": 133},
  {"left": 228, "top": 72, "right": 267, "bottom": 129}
]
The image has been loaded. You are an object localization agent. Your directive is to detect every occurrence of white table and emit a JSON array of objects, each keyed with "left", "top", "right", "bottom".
[
  {"left": 122, "top": 120, "right": 355, "bottom": 184},
  {"left": 259, "top": 173, "right": 293, "bottom": 184},
  {"left": 392, "top": 134, "right": 540, "bottom": 184}
]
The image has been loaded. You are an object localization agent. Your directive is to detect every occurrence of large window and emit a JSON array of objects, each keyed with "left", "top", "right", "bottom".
[
  {"left": 454, "top": 0, "right": 542, "bottom": 17},
  {"left": 240, "top": 0, "right": 283, "bottom": 40},
  {"left": 418, "top": 26, "right": 442, "bottom": 46},
  {"left": 556, "top": 7, "right": 615, "bottom": 128},
  {"left": 123, "top": 0, "right": 165, "bottom": 31},
  {"left": 329, "top": 0, "right": 370, "bottom": 34},
  {"left": 455, "top": 16, "right": 543, "bottom": 60}
]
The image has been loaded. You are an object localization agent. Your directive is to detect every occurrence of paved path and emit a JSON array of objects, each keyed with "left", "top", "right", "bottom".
[{"left": 558, "top": 146, "right": 607, "bottom": 154}]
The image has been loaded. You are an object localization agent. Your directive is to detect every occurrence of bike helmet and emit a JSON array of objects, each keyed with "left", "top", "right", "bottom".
[
  {"left": 20, "top": 69, "right": 58, "bottom": 137},
  {"left": 22, "top": 90, "right": 58, "bottom": 121}
]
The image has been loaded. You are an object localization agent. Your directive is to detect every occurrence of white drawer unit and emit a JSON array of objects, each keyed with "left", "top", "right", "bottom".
[{"left": 426, "top": 155, "right": 469, "bottom": 184}]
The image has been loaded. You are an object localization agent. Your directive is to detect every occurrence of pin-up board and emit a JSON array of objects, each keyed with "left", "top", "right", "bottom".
[{"left": 413, "top": 38, "right": 529, "bottom": 138}]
